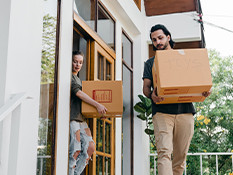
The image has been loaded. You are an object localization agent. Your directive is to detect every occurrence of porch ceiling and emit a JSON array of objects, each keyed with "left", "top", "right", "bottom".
[{"left": 144, "top": 0, "right": 197, "bottom": 16}]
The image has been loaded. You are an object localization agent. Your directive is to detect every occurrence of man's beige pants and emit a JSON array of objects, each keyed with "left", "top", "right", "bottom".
[{"left": 152, "top": 112, "right": 194, "bottom": 175}]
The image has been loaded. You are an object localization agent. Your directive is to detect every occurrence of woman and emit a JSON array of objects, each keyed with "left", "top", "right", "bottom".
[{"left": 69, "top": 51, "right": 107, "bottom": 175}]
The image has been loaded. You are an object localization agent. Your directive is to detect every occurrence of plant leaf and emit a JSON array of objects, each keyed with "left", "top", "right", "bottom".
[
  {"left": 134, "top": 102, "right": 146, "bottom": 113},
  {"left": 145, "top": 128, "right": 154, "bottom": 135},
  {"left": 137, "top": 114, "right": 147, "bottom": 121}
]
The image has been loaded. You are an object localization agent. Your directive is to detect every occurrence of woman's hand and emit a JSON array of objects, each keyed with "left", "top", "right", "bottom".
[
  {"left": 96, "top": 103, "right": 107, "bottom": 115},
  {"left": 96, "top": 103, "right": 107, "bottom": 120}
]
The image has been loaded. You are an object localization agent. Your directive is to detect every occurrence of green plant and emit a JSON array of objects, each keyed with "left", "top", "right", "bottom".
[{"left": 134, "top": 94, "right": 156, "bottom": 149}]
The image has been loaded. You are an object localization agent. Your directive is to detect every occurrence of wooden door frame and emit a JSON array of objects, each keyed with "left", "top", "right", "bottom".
[{"left": 73, "top": 13, "right": 116, "bottom": 175}]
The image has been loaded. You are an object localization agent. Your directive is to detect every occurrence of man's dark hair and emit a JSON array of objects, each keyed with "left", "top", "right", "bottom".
[
  {"left": 72, "top": 50, "right": 84, "bottom": 57},
  {"left": 150, "top": 24, "right": 175, "bottom": 51}
]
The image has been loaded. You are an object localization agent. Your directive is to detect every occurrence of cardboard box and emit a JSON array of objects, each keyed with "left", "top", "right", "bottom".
[
  {"left": 81, "top": 81, "right": 123, "bottom": 117},
  {"left": 153, "top": 48, "right": 212, "bottom": 104}
]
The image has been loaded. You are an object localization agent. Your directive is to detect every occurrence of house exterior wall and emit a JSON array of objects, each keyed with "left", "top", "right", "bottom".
[
  {"left": 0, "top": 0, "right": 43, "bottom": 174},
  {"left": 146, "top": 11, "right": 202, "bottom": 43},
  {"left": 55, "top": 0, "right": 73, "bottom": 174},
  {"left": 0, "top": 0, "right": 202, "bottom": 175}
]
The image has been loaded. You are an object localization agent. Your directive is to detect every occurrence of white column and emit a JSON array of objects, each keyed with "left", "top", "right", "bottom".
[
  {"left": 0, "top": 115, "right": 11, "bottom": 175},
  {"left": 0, "top": 0, "right": 12, "bottom": 173},
  {"left": 55, "top": 0, "right": 73, "bottom": 174},
  {"left": 115, "top": 20, "right": 122, "bottom": 175},
  {"left": 1, "top": 0, "right": 43, "bottom": 174},
  {"left": 0, "top": 0, "right": 11, "bottom": 105},
  {"left": 133, "top": 32, "right": 150, "bottom": 175}
]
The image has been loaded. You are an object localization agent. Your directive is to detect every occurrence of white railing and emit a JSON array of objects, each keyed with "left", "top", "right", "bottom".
[
  {"left": 37, "top": 155, "right": 51, "bottom": 175},
  {"left": 0, "top": 93, "right": 27, "bottom": 175},
  {"left": 150, "top": 152, "right": 233, "bottom": 175}
]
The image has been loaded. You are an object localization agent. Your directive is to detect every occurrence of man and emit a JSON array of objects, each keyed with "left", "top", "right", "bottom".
[{"left": 142, "top": 24, "right": 210, "bottom": 175}]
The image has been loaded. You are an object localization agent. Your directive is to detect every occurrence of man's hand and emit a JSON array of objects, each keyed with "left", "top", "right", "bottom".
[
  {"left": 202, "top": 91, "right": 211, "bottom": 98},
  {"left": 151, "top": 87, "right": 164, "bottom": 103}
]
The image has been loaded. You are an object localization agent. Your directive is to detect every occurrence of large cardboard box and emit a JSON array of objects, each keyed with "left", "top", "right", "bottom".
[
  {"left": 81, "top": 81, "right": 123, "bottom": 118},
  {"left": 153, "top": 48, "right": 212, "bottom": 104}
]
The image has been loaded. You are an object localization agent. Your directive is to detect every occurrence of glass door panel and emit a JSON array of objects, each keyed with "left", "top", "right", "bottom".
[
  {"left": 105, "top": 123, "right": 111, "bottom": 154},
  {"left": 97, "top": 53, "right": 104, "bottom": 80},
  {"left": 106, "top": 60, "right": 112, "bottom": 80},
  {"left": 105, "top": 157, "right": 111, "bottom": 175},
  {"left": 74, "top": 0, "right": 96, "bottom": 30},
  {"left": 89, "top": 41, "right": 115, "bottom": 175},
  {"left": 96, "top": 155, "right": 103, "bottom": 175},
  {"left": 96, "top": 119, "right": 104, "bottom": 152},
  {"left": 37, "top": 0, "right": 58, "bottom": 174},
  {"left": 91, "top": 41, "right": 114, "bottom": 81}
]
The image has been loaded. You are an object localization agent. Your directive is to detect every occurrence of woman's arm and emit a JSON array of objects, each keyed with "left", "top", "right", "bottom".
[{"left": 76, "top": 90, "right": 107, "bottom": 114}]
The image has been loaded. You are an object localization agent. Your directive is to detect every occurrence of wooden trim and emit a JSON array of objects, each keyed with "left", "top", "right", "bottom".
[
  {"left": 130, "top": 70, "right": 134, "bottom": 175},
  {"left": 74, "top": 12, "right": 116, "bottom": 174},
  {"left": 73, "top": 27, "right": 91, "bottom": 81},
  {"left": 52, "top": 0, "right": 61, "bottom": 174},
  {"left": 122, "top": 60, "right": 133, "bottom": 72},
  {"left": 92, "top": 41, "right": 115, "bottom": 81},
  {"left": 90, "top": 42, "right": 96, "bottom": 80},
  {"left": 111, "top": 118, "right": 115, "bottom": 175},
  {"left": 95, "top": 152, "right": 111, "bottom": 158},
  {"left": 86, "top": 40, "right": 91, "bottom": 80},
  {"left": 133, "top": 0, "right": 141, "bottom": 11},
  {"left": 92, "top": 118, "right": 97, "bottom": 175},
  {"left": 74, "top": 12, "right": 116, "bottom": 59},
  {"left": 144, "top": 0, "right": 196, "bottom": 16},
  {"left": 98, "top": 0, "right": 116, "bottom": 22}
]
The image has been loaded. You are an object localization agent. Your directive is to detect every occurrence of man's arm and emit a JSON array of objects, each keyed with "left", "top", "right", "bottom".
[
  {"left": 143, "top": 78, "right": 164, "bottom": 103},
  {"left": 143, "top": 79, "right": 153, "bottom": 98}
]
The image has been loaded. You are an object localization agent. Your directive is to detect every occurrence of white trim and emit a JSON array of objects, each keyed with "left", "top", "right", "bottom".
[
  {"left": 55, "top": 0, "right": 73, "bottom": 174},
  {"left": 0, "top": 93, "right": 27, "bottom": 122}
]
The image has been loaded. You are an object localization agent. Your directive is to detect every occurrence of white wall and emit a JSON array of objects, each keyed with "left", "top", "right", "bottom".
[
  {"left": 146, "top": 11, "right": 202, "bottom": 43},
  {"left": 0, "top": 0, "right": 11, "bottom": 105},
  {"left": 0, "top": 0, "right": 43, "bottom": 174},
  {"left": 100, "top": 0, "right": 150, "bottom": 175},
  {"left": 55, "top": 0, "right": 73, "bottom": 174}
]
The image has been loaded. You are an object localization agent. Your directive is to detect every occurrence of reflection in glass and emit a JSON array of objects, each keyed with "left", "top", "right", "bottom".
[
  {"left": 105, "top": 157, "right": 111, "bottom": 175},
  {"left": 74, "top": 0, "right": 96, "bottom": 30},
  {"left": 37, "top": 0, "right": 57, "bottom": 174},
  {"left": 97, "top": 3, "right": 115, "bottom": 50},
  {"left": 122, "top": 65, "right": 132, "bottom": 175},
  {"left": 97, "top": 53, "right": 104, "bottom": 80},
  {"left": 122, "top": 33, "right": 132, "bottom": 67},
  {"left": 73, "top": 30, "right": 87, "bottom": 80},
  {"left": 105, "top": 123, "right": 111, "bottom": 154},
  {"left": 96, "top": 155, "right": 103, "bottom": 175},
  {"left": 96, "top": 119, "right": 103, "bottom": 152},
  {"left": 106, "top": 59, "right": 112, "bottom": 80}
]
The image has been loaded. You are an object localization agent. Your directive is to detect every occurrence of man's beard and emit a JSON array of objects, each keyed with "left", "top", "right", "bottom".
[{"left": 156, "top": 40, "right": 169, "bottom": 50}]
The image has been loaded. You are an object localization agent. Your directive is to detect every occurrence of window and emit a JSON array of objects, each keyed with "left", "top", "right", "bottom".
[
  {"left": 97, "top": 3, "right": 115, "bottom": 50},
  {"left": 72, "top": 16, "right": 116, "bottom": 173},
  {"left": 74, "top": 0, "right": 96, "bottom": 30},
  {"left": 122, "top": 31, "right": 134, "bottom": 175},
  {"left": 74, "top": 0, "right": 115, "bottom": 50},
  {"left": 37, "top": 0, "right": 60, "bottom": 174}
]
